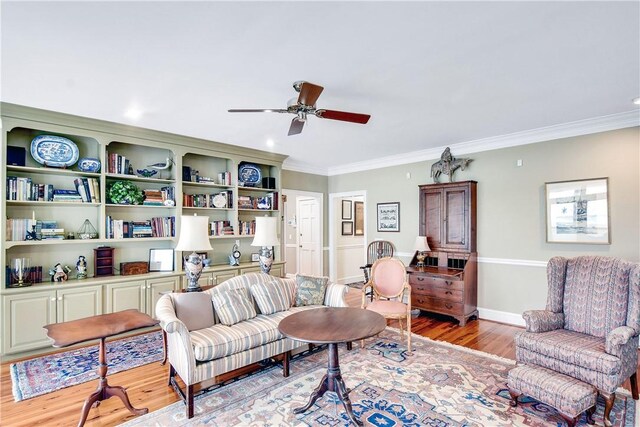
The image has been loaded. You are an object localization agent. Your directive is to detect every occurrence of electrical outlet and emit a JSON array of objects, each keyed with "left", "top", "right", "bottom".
[{"left": 516, "top": 159, "right": 523, "bottom": 167}]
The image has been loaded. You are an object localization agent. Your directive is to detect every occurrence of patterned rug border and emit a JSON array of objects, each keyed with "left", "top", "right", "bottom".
[{"left": 10, "top": 330, "right": 163, "bottom": 402}]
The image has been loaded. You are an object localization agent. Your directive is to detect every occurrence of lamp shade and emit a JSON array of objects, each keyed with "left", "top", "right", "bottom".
[
  {"left": 175, "top": 215, "right": 213, "bottom": 251},
  {"left": 251, "top": 216, "right": 279, "bottom": 247},
  {"left": 413, "top": 235, "right": 430, "bottom": 252}
]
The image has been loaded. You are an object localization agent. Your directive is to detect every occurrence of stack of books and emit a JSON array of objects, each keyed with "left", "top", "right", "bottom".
[
  {"left": 40, "top": 220, "right": 64, "bottom": 240},
  {"left": 106, "top": 216, "right": 175, "bottom": 239},
  {"left": 52, "top": 189, "right": 83, "bottom": 203},
  {"left": 106, "top": 152, "right": 130, "bottom": 174},
  {"left": 143, "top": 186, "right": 175, "bottom": 206},
  {"left": 217, "top": 171, "right": 231, "bottom": 185},
  {"left": 238, "top": 220, "right": 256, "bottom": 235}
]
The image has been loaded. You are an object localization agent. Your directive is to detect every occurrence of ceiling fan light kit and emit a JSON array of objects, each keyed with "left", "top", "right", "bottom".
[{"left": 228, "top": 81, "right": 371, "bottom": 136}]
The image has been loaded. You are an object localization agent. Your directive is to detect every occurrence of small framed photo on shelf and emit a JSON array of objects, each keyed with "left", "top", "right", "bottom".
[
  {"left": 149, "top": 248, "right": 174, "bottom": 272},
  {"left": 342, "top": 221, "right": 353, "bottom": 236},
  {"left": 341, "top": 200, "right": 352, "bottom": 220},
  {"left": 251, "top": 253, "right": 260, "bottom": 262},
  {"left": 377, "top": 202, "right": 400, "bottom": 232},
  {"left": 545, "top": 177, "right": 610, "bottom": 244}
]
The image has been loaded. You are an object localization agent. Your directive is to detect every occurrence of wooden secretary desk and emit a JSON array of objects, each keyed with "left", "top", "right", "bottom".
[{"left": 407, "top": 180, "right": 478, "bottom": 326}]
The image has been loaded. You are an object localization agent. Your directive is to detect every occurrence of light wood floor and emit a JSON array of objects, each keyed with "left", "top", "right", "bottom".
[{"left": 0, "top": 289, "right": 634, "bottom": 426}]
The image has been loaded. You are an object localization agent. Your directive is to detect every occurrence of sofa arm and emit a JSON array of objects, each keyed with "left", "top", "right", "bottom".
[
  {"left": 605, "top": 326, "right": 637, "bottom": 356},
  {"left": 324, "top": 282, "right": 349, "bottom": 307},
  {"left": 522, "top": 310, "right": 564, "bottom": 333},
  {"left": 155, "top": 294, "right": 197, "bottom": 385}
]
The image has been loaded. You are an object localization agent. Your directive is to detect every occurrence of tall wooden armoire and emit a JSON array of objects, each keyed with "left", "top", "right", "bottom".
[{"left": 407, "top": 180, "right": 478, "bottom": 326}]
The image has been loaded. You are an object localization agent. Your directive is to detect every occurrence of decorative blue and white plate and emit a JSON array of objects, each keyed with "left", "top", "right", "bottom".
[
  {"left": 30, "top": 135, "right": 79, "bottom": 168},
  {"left": 238, "top": 163, "right": 262, "bottom": 186},
  {"left": 78, "top": 158, "right": 101, "bottom": 173}
]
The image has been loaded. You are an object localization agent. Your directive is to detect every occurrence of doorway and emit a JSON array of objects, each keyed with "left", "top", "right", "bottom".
[{"left": 282, "top": 189, "right": 324, "bottom": 276}]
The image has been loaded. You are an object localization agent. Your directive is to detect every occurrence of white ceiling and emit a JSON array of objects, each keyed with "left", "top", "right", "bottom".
[{"left": 2, "top": 1, "right": 639, "bottom": 175}]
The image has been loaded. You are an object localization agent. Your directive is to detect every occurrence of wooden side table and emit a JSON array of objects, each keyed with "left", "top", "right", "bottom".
[{"left": 44, "top": 309, "right": 159, "bottom": 427}]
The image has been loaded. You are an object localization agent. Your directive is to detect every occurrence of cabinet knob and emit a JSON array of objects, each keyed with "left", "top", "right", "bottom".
[
  {"left": 445, "top": 281, "right": 452, "bottom": 286},
  {"left": 58, "top": 296, "right": 62, "bottom": 301},
  {"left": 445, "top": 291, "right": 452, "bottom": 295},
  {"left": 147, "top": 285, "right": 151, "bottom": 289},
  {"left": 417, "top": 277, "right": 424, "bottom": 281},
  {"left": 50, "top": 297, "right": 56, "bottom": 302},
  {"left": 445, "top": 303, "right": 453, "bottom": 309}
]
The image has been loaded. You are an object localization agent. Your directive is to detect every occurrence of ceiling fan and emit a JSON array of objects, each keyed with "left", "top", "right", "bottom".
[{"left": 228, "top": 81, "right": 371, "bottom": 136}]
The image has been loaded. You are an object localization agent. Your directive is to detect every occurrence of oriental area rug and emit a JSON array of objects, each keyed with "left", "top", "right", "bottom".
[
  {"left": 10, "top": 330, "right": 163, "bottom": 401},
  {"left": 120, "top": 328, "right": 636, "bottom": 427}
]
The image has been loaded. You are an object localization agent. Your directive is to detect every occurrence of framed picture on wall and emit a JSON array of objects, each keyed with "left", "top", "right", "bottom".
[
  {"left": 342, "top": 221, "right": 353, "bottom": 235},
  {"left": 377, "top": 202, "right": 400, "bottom": 232},
  {"left": 149, "top": 248, "right": 174, "bottom": 272},
  {"left": 354, "top": 201, "right": 364, "bottom": 236},
  {"left": 341, "top": 200, "right": 352, "bottom": 220},
  {"left": 545, "top": 177, "right": 610, "bottom": 244}
]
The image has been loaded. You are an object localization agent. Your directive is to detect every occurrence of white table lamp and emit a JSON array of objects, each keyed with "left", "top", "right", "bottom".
[
  {"left": 251, "top": 216, "right": 279, "bottom": 274},
  {"left": 414, "top": 235, "right": 431, "bottom": 267},
  {"left": 175, "top": 215, "right": 213, "bottom": 292}
]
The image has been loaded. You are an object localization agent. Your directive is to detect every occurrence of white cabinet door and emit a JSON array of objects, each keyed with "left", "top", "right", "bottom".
[
  {"left": 146, "top": 277, "right": 179, "bottom": 317},
  {"left": 105, "top": 280, "right": 145, "bottom": 313},
  {"left": 181, "top": 272, "right": 212, "bottom": 290},
  {"left": 2, "top": 291, "right": 56, "bottom": 354},
  {"left": 56, "top": 285, "right": 103, "bottom": 323},
  {"left": 212, "top": 270, "right": 237, "bottom": 286}
]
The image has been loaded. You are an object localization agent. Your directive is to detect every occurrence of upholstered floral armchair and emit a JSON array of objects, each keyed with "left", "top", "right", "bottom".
[{"left": 515, "top": 256, "right": 640, "bottom": 426}]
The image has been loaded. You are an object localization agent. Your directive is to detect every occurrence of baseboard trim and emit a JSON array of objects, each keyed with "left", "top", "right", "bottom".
[{"left": 478, "top": 307, "right": 525, "bottom": 327}]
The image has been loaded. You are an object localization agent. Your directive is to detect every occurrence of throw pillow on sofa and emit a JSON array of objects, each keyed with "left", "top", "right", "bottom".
[
  {"left": 295, "top": 274, "right": 329, "bottom": 306},
  {"left": 211, "top": 289, "right": 257, "bottom": 326},
  {"left": 173, "top": 292, "right": 216, "bottom": 331},
  {"left": 249, "top": 280, "right": 292, "bottom": 314}
]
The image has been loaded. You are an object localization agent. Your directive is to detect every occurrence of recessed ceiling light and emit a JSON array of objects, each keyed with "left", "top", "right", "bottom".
[
  {"left": 633, "top": 97, "right": 640, "bottom": 105},
  {"left": 124, "top": 106, "right": 143, "bottom": 120},
  {"left": 266, "top": 139, "right": 275, "bottom": 148}
]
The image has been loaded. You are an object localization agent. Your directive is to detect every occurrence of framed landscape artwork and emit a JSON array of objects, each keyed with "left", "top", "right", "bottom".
[
  {"left": 354, "top": 201, "right": 364, "bottom": 236},
  {"left": 377, "top": 202, "right": 400, "bottom": 232},
  {"left": 545, "top": 177, "right": 610, "bottom": 244}
]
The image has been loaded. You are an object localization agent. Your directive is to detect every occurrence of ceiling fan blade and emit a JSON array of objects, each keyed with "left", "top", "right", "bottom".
[
  {"left": 288, "top": 118, "right": 305, "bottom": 136},
  {"left": 315, "top": 109, "right": 371, "bottom": 124},
  {"left": 228, "top": 109, "right": 289, "bottom": 113},
  {"left": 297, "top": 82, "right": 324, "bottom": 107}
]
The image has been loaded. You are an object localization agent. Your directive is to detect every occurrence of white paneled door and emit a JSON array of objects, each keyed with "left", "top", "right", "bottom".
[{"left": 298, "top": 197, "right": 321, "bottom": 276}]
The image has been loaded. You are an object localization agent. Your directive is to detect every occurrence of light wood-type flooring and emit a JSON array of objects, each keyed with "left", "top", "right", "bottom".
[{"left": 0, "top": 289, "right": 637, "bottom": 426}]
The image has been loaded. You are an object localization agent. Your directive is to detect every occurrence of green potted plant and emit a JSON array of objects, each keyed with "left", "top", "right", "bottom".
[{"left": 108, "top": 181, "right": 144, "bottom": 205}]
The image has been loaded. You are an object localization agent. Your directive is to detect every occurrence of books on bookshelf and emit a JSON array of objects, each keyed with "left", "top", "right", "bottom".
[
  {"left": 143, "top": 186, "right": 175, "bottom": 206},
  {"left": 5, "top": 266, "right": 43, "bottom": 286},
  {"left": 6, "top": 176, "right": 100, "bottom": 203},
  {"left": 237, "top": 192, "right": 278, "bottom": 210},
  {"left": 209, "top": 220, "right": 233, "bottom": 236},
  {"left": 217, "top": 172, "right": 231, "bottom": 186},
  {"left": 40, "top": 220, "right": 64, "bottom": 240},
  {"left": 238, "top": 220, "right": 256, "bottom": 235},
  {"left": 106, "top": 216, "right": 175, "bottom": 239},
  {"left": 183, "top": 190, "right": 233, "bottom": 208},
  {"left": 5, "top": 218, "right": 36, "bottom": 241},
  {"left": 106, "top": 152, "right": 131, "bottom": 174}
]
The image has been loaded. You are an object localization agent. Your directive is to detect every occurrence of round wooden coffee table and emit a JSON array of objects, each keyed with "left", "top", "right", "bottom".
[{"left": 278, "top": 307, "right": 386, "bottom": 426}]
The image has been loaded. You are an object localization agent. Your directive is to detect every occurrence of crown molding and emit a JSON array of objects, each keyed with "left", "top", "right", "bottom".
[
  {"left": 326, "top": 110, "right": 640, "bottom": 176},
  {"left": 282, "top": 158, "right": 329, "bottom": 176}
]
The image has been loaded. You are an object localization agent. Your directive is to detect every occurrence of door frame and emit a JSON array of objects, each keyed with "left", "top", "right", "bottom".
[
  {"left": 282, "top": 189, "right": 324, "bottom": 276},
  {"left": 328, "top": 190, "right": 367, "bottom": 284}
]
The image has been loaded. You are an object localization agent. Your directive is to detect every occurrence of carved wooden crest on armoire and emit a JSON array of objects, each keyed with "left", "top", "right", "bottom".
[{"left": 407, "top": 180, "right": 478, "bottom": 326}]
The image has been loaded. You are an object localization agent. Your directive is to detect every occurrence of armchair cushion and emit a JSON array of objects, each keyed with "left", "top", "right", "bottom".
[
  {"left": 294, "top": 274, "right": 329, "bottom": 306},
  {"left": 249, "top": 279, "right": 292, "bottom": 314},
  {"left": 522, "top": 310, "right": 564, "bottom": 333},
  {"left": 211, "top": 289, "right": 257, "bottom": 326},
  {"left": 173, "top": 292, "right": 215, "bottom": 332},
  {"left": 515, "top": 329, "right": 620, "bottom": 375},
  {"left": 365, "top": 300, "right": 407, "bottom": 316}
]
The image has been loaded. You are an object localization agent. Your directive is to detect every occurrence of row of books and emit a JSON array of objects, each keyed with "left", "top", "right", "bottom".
[
  {"left": 217, "top": 172, "right": 232, "bottom": 186},
  {"left": 237, "top": 192, "right": 278, "bottom": 210},
  {"left": 209, "top": 220, "right": 234, "bottom": 236},
  {"left": 238, "top": 220, "right": 256, "bottom": 235},
  {"left": 6, "top": 177, "right": 100, "bottom": 203},
  {"left": 106, "top": 216, "right": 175, "bottom": 239},
  {"left": 143, "top": 187, "right": 175, "bottom": 206},
  {"left": 5, "top": 266, "right": 44, "bottom": 286},
  {"left": 106, "top": 152, "right": 131, "bottom": 175},
  {"left": 5, "top": 218, "right": 36, "bottom": 241},
  {"left": 183, "top": 191, "right": 233, "bottom": 208}
]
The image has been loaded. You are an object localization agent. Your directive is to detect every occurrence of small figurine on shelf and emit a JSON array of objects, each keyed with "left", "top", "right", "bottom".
[
  {"left": 50, "top": 263, "right": 71, "bottom": 282},
  {"left": 76, "top": 256, "right": 87, "bottom": 280}
]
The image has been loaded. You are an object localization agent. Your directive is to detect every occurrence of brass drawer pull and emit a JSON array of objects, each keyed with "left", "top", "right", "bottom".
[
  {"left": 445, "top": 291, "right": 452, "bottom": 295},
  {"left": 445, "top": 303, "right": 453, "bottom": 309},
  {"left": 417, "top": 277, "right": 425, "bottom": 281}
]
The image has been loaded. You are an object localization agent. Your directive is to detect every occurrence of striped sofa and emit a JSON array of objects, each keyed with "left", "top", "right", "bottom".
[{"left": 156, "top": 272, "right": 349, "bottom": 418}]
